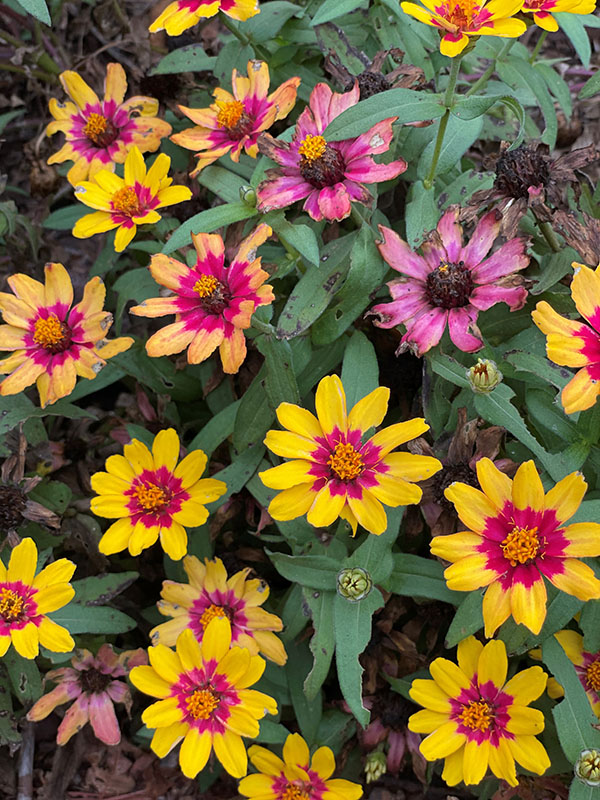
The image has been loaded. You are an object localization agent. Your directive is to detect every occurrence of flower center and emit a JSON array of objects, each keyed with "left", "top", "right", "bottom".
[
  {"left": 215, "top": 100, "right": 254, "bottom": 138},
  {"left": 0, "top": 485, "right": 27, "bottom": 532},
  {"left": 328, "top": 442, "right": 364, "bottom": 482},
  {"left": 187, "top": 687, "right": 219, "bottom": 720},
  {"left": 459, "top": 699, "right": 493, "bottom": 731},
  {"left": 357, "top": 70, "right": 391, "bottom": 100},
  {"left": 199, "top": 603, "right": 227, "bottom": 629},
  {"left": 281, "top": 785, "right": 311, "bottom": 800},
  {"left": 446, "top": 0, "right": 478, "bottom": 29},
  {"left": 83, "top": 112, "right": 119, "bottom": 147},
  {"left": 33, "top": 314, "right": 72, "bottom": 354},
  {"left": 586, "top": 660, "right": 600, "bottom": 692},
  {"left": 193, "top": 275, "right": 219, "bottom": 298},
  {"left": 426, "top": 262, "right": 474, "bottom": 309},
  {"left": 79, "top": 667, "right": 112, "bottom": 694},
  {"left": 193, "top": 274, "right": 231, "bottom": 315},
  {"left": 111, "top": 186, "right": 141, "bottom": 216},
  {"left": 298, "top": 135, "right": 346, "bottom": 189},
  {"left": 133, "top": 482, "right": 168, "bottom": 512},
  {"left": 0, "top": 587, "right": 26, "bottom": 623},
  {"left": 494, "top": 143, "right": 551, "bottom": 200},
  {"left": 501, "top": 526, "right": 540, "bottom": 566}
]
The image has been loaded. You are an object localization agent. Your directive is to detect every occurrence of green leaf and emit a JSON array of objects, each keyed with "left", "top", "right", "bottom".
[
  {"left": 569, "top": 781, "right": 599, "bottom": 800},
  {"left": 286, "top": 641, "right": 323, "bottom": 744},
  {"left": 556, "top": 12, "right": 591, "bottom": 67},
  {"left": 303, "top": 588, "right": 336, "bottom": 700},
  {"left": 579, "top": 70, "right": 600, "bottom": 99},
  {"left": 112, "top": 344, "right": 204, "bottom": 401},
  {"left": 505, "top": 351, "right": 571, "bottom": 392},
  {"left": 310, "top": 0, "right": 366, "bottom": 25},
  {"left": 0, "top": 109, "right": 25, "bottom": 135},
  {"left": 404, "top": 181, "right": 439, "bottom": 249},
  {"left": 418, "top": 115, "right": 483, "bottom": 180},
  {"left": 195, "top": 166, "right": 246, "bottom": 205},
  {"left": 498, "top": 57, "right": 558, "bottom": 147},
  {"left": 256, "top": 335, "right": 301, "bottom": 408},
  {"left": 341, "top": 330, "right": 379, "bottom": 408},
  {"left": 71, "top": 571, "right": 138, "bottom": 605},
  {"left": 451, "top": 94, "right": 526, "bottom": 146},
  {"left": 347, "top": 510, "right": 401, "bottom": 583},
  {"left": 42, "top": 204, "right": 87, "bottom": 230},
  {"left": 210, "top": 444, "right": 264, "bottom": 507},
  {"left": 445, "top": 591, "right": 484, "bottom": 647},
  {"left": 28, "top": 480, "right": 72, "bottom": 514},
  {"left": 113, "top": 267, "right": 158, "bottom": 323},
  {"left": 50, "top": 603, "right": 137, "bottom": 634},
  {"left": 580, "top": 599, "right": 600, "bottom": 654},
  {"left": 233, "top": 365, "right": 273, "bottom": 452},
  {"left": 3, "top": 649, "right": 42, "bottom": 704},
  {"left": 267, "top": 551, "right": 339, "bottom": 590},
  {"left": 268, "top": 212, "right": 320, "bottom": 267},
  {"left": 0, "top": 675, "right": 20, "bottom": 746},
  {"left": 151, "top": 45, "right": 216, "bottom": 74},
  {"left": 15, "top": 0, "right": 50, "bottom": 24},
  {"left": 244, "top": 1, "right": 305, "bottom": 41},
  {"left": 385, "top": 553, "right": 462, "bottom": 605},
  {"left": 429, "top": 352, "right": 470, "bottom": 389},
  {"left": 162, "top": 203, "right": 258, "bottom": 254},
  {"left": 189, "top": 400, "right": 241, "bottom": 457}
]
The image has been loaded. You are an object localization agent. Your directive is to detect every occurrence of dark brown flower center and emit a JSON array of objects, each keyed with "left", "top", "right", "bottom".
[
  {"left": 432, "top": 462, "right": 478, "bottom": 511},
  {"left": 79, "top": 667, "right": 112, "bottom": 694},
  {"left": 193, "top": 275, "right": 231, "bottom": 315},
  {"left": 426, "top": 262, "right": 473, "bottom": 309},
  {"left": 357, "top": 71, "right": 391, "bottom": 100},
  {"left": 298, "top": 134, "right": 346, "bottom": 189},
  {"left": 83, "top": 113, "right": 119, "bottom": 147},
  {"left": 494, "top": 143, "right": 551, "bottom": 200},
  {"left": 0, "top": 485, "right": 26, "bottom": 532}
]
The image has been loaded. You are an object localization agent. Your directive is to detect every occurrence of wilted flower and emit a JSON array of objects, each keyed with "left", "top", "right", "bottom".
[
  {"left": 322, "top": 43, "right": 426, "bottom": 99},
  {"left": 172, "top": 61, "right": 300, "bottom": 176},
  {"left": 521, "top": 0, "right": 596, "bottom": 31},
  {"left": 360, "top": 692, "right": 426, "bottom": 781},
  {"left": 149, "top": 0, "right": 259, "bottom": 36},
  {"left": 47, "top": 64, "right": 171, "bottom": 186},
  {"left": 27, "top": 644, "right": 146, "bottom": 746},
  {"left": 467, "top": 358, "right": 503, "bottom": 393}
]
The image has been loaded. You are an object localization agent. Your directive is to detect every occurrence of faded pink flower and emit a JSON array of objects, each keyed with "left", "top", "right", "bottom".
[
  {"left": 369, "top": 207, "right": 529, "bottom": 356},
  {"left": 256, "top": 82, "right": 407, "bottom": 222},
  {"left": 27, "top": 643, "right": 146, "bottom": 746}
]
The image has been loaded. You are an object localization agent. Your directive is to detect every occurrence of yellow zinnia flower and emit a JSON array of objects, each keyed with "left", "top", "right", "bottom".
[
  {"left": 409, "top": 636, "right": 550, "bottom": 787},
  {"left": 129, "top": 619, "right": 278, "bottom": 779},
  {"left": 0, "top": 537, "right": 75, "bottom": 659},
  {"left": 150, "top": 556, "right": 287, "bottom": 665},
  {"left": 72, "top": 146, "right": 192, "bottom": 252},
  {"left": 521, "top": 0, "right": 596, "bottom": 31},
  {"left": 259, "top": 374, "right": 442, "bottom": 536}
]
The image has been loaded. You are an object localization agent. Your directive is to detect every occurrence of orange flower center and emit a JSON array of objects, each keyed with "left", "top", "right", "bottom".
[
  {"left": 133, "top": 482, "right": 167, "bottom": 511},
  {"left": 459, "top": 700, "right": 492, "bottom": 731},
  {"left": 446, "top": 0, "right": 478, "bottom": 29},
  {"left": 200, "top": 603, "right": 227, "bottom": 629},
  {"left": 112, "top": 186, "right": 140, "bottom": 216},
  {"left": 216, "top": 100, "right": 245, "bottom": 130},
  {"left": 281, "top": 785, "right": 311, "bottom": 800},
  {"left": 33, "top": 314, "right": 71, "bottom": 353},
  {"left": 0, "top": 587, "right": 25, "bottom": 623},
  {"left": 187, "top": 687, "right": 219, "bottom": 720},
  {"left": 501, "top": 526, "right": 540, "bottom": 566},
  {"left": 298, "top": 134, "right": 327, "bottom": 163},
  {"left": 328, "top": 443, "right": 364, "bottom": 482},
  {"left": 193, "top": 275, "right": 219, "bottom": 298},
  {"left": 587, "top": 660, "right": 600, "bottom": 692}
]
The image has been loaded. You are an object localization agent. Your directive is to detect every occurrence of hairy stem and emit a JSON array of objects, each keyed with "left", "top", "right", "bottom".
[
  {"left": 465, "top": 39, "right": 515, "bottom": 98},
  {"left": 424, "top": 56, "right": 462, "bottom": 190}
]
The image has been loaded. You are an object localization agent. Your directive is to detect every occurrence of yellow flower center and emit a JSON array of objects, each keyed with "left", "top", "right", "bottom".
[
  {"left": 187, "top": 687, "right": 219, "bottom": 720},
  {"left": 193, "top": 275, "right": 219, "bottom": 298},
  {"left": 111, "top": 186, "right": 140, "bottom": 216},
  {"left": 459, "top": 700, "right": 492, "bottom": 731},
  {"left": 216, "top": 100, "right": 245, "bottom": 130},
  {"left": 587, "top": 660, "right": 600, "bottom": 692},
  {"left": 447, "top": 0, "right": 478, "bottom": 28},
  {"left": 200, "top": 604, "right": 227, "bottom": 629},
  {"left": 83, "top": 112, "right": 107, "bottom": 140},
  {"left": 281, "top": 785, "right": 311, "bottom": 800},
  {"left": 0, "top": 587, "right": 25, "bottom": 623},
  {"left": 328, "top": 443, "right": 364, "bottom": 482},
  {"left": 298, "top": 134, "right": 327, "bottom": 163},
  {"left": 33, "top": 314, "right": 70, "bottom": 352},
  {"left": 501, "top": 526, "right": 540, "bottom": 566},
  {"left": 133, "top": 482, "right": 167, "bottom": 511}
]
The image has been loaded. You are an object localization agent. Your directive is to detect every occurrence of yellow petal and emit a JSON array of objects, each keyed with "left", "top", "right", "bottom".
[
  {"left": 475, "top": 458, "right": 512, "bottom": 511},
  {"left": 212, "top": 730, "right": 248, "bottom": 778},
  {"left": 176, "top": 628, "right": 204, "bottom": 672},
  {"left": 130, "top": 664, "right": 172, "bottom": 698},
  {"left": 347, "top": 387, "right": 389, "bottom": 433},
  {"left": 179, "top": 728, "right": 212, "bottom": 779},
  {"left": 512, "top": 460, "right": 544, "bottom": 512},
  {"left": 276, "top": 403, "right": 323, "bottom": 439},
  {"left": 315, "top": 375, "right": 347, "bottom": 437},
  {"left": 11, "top": 622, "right": 39, "bottom": 659},
  {"left": 545, "top": 471, "right": 586, "bottom": 524},
  {"left": 202, "top": 616, "right": 232, "bottom": 663},
  {"left": 476, "top": 639, "right": 507, "bottom": 689},
  {"left": 420, "top": 722, "right": 465, "bottom": 760},
  {"left": 444, "top": 483, "right": 496, "bottom": 533},
  {"left": 457, "top": 636, "right": 483, "bottom": 681},
  {"left": 8, "top": 537, "right": 37, "bottom": 584}
]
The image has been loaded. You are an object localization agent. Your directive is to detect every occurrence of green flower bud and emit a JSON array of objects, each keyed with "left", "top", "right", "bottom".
[
  {"left": 240, "top": 185, "right": 257, "bottom": 207},
  {"left": 467, "top": 358, "right": 502, "bottom": 394},
  {"left": 576, "top": 750, "right": 600, "bottom": 786},
  {"left": 337, "top": 567, "right": 372, "bottom": 602},
  {"left": 365, "top": 750, "right": 387, "bottom": 783}
]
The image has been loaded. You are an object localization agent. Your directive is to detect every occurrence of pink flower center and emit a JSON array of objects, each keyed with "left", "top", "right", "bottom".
[
  {"left": 0, "top": 587, "right": 26, "bottom": 623},
  {"left": 33, "top": 314, "right": 72, "bottom": 353},
  {"left": 186, "top": 687, "right": 220, "bottom": 720},
  {"left": 501, "top": 525, "right": 540, "bottom": 566},
  {"left": 426, "top": 262, "right": 473, "bottom": 309},
  {"left": 111, "top": 186, "right": 141, "bottom": 217},
  {"left": 297, "top": 134, "right": 345, "bottom": 189},
  {"left": 83, "top": 112, "right": 119, "bottom": 147},
  {"left": 586, "top": 660, "right": 600, "bottom": 692},
  {"left": 133, "top": 481, "right": 169, "bottom": 512},
  {"left": 328, "top": 442, "right": 364, "bottom": 482},
  {"left": 459, "top": 699, "right": 493, "bottom": 731}
]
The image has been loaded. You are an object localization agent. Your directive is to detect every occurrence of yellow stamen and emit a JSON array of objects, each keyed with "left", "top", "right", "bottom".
[
  {"left": 459, "top": 700, "right": 493, "bottom": 731},
  {"left": 83, "top": 112, "right": 108, "bottom": 140},
  {"left": 112, "top": 186, "right": 140, "bottom": 216},
  {"left": 328, "top": 443, "right": 364, "bottom": 482},
  {"left": 193, "top": 275, "right": 219, "bottom": 298},
  {"left": 587, "top": 660, "right": 600, "bottom": 692},
  {"left": 298, "top": 134, "right": 327, "bottom": 163},
  {"left": 281, "top": 786, "right": 311, "bottom": 800},
  {"left": 501, "top": 526, "right": 540, "bottom": 566},
  {"left": 439, "top": 263, "right": 449, "bottom": 273},
  {"left": 133, "top": 482, "right": 167, "bottom": 511},
  {"left": 33, "top": 315, "right": 67, "bottom": 349},
  {"left": 200, "top": 604, "right": 227, "bottom": 629},
  {"left": 216, "top": 100, "right": 245, "bottom": 130},
  {"left": 186, "top": 687, "right": 219, "bottom": 720},
  {"left": 0, "top": 587, "right": 25, "bottom": 623}
]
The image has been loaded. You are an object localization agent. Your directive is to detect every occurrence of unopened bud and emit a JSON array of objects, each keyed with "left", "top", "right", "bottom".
[
  {"left": 576, "top": 749, "right": 600, "bottom": 786},
  {"left": 365, "top": 750, "right": 387, "bottom": 783},
  {"left": 240, "top": 185, "right": 257, "bottom": 207},
  {"left": 337, "top": 567, "right": 372, "bottom": 602},
  {"left": 467, "top": 358, "right": 502, "bottom": 394}
]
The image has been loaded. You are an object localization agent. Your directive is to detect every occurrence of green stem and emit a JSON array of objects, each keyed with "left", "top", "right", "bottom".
[
  {"left": 530, "top": 30, "right": 548, "bottom": 63},
  {"left": 536, "top": 218, "right": 561, "bottom": 253},
  {"left": 0, "top": 62, "right": 55, "bottom": 83},
  {"left": 424, "top": 56, "right": 462, "bottom": 190},
  {"left": 251, "top": 316, "right": 277, "bottom": 336},
  {"left": 220, "top": 14, "right": 269, "bottom": 61},
  {"left": 350, "top": 204, "right": 374, "bottom": 232},
  {"left": 465, "top": 39, "right": 515, "bottom": 98}
]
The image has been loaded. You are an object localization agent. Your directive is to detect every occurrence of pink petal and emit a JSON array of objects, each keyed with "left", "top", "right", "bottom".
[
  {"left": 257, "top": 175, "right": 312, "bottom": 212},
  {"left": 316, "top": 183, "right": 352, "bottom": 221},
  {"left": 302, "top": 189, "right": 322, "bottom": 221},
  {"left": 447, "top": 307, "right": 483, "bottom": 352},
  {"left": 107, "top": 680, "right": 130, "bottom": 704},
  {"left": 459, "top": 209, "right": 501, "bottom": 268},
  {"left": 362, "top": 719, "right": 387, "bottom": 748},
  {"left": 327, "top": 82, "right": 360, "bottom": 124},
  {"left": 387, "top": 731, "right": 407, "bottom": 773},
  {"left": 258, "top": 134, "right": 298, "bottom": 168},
  {"left": 27, "top": 682, "right": 81, "bottom": 721},
  {"left": 377, "top": 225, "right": 430, "bottom": 281},
  {"left": 308, "top": 83, "right": 335, "bottom": 132},
  {"left": 436, "top": 207, "right": 463, "bottom": 262},
  {"left": 370, "top": 280, "right": 430, "bottom": 328},
  {"left": 96, "top": 643, "right": 119, "bottom": 672},
  {"left": 401, "top": 308, "right": 448, "bottom": 355},
  {"left": 470, "top": 284, "right": 528, "bottom": 312},
  {"left": 57, "top": 694, "right": 90, "bottom": 746},
  {"left": 295, "top": 105, "right": 319, "bottom": 139},
  {"left": 340, "top": 118, "right": 397, "bottom": 161},
  {"left": 344, "top": 156, "right": 407, "bottom": 184},
  {"left": 89, "top": 692, "right": 121, "bottom": 746},
  {"left": 471, "top": 238, "right": 529, "bottom": 283},
  {"left": 344, "top": 179, "right": 372, "bottom": 205}
]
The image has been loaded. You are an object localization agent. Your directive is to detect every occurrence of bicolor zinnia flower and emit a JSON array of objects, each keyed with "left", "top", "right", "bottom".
[
  {"left": 534, "top": 629, "right": 600, "bottom": 716},
  {"left": 172, "top": 61, "right": 300, "bottom": 176},
  {"left": 73, "top": 146, "right": 192, "bottom": 252},
  {"left": 47, "top": 63, "right": 172, "bottom": 186},
  {"left": 532, "top": 262, "right": 600, "bottom": 414},
  {"left": 400, "top": 0, "right": 526, "bottom": 56},
  {"left": 130, "top": 619, "right": 277, "bottom": 779},
  {"left": 0, "top": 262, "right": 133, "bottom": 408},
  {"left": 431, "top": 457, "right": 600, "bottom": 637},
  {"left": 257, "top": 82, "right": 407, "bottom": 222},
  {"left": 149, "top": 0, "right": 259, "bottom": 35},
  {"left": 130, "top": 224, "right": 273, "bottom": 374},
  {"left": 369, "top": 207, "right": 529, "bottom": 356},
  {"left": 239, "top": 733, "right": 363, "bottom": 800},
  {"left": 27, "top": 644, "right": 146, "bottom": 745},
  {"left": 150, "top": 555, "right": 287, "bottom": 665},
  {"left": 0, "top": 537, "right": 75, "bottom": 659},
  {"left": 409, "top": 636, "right": 550, "bottom": 787},
  {"left": 90, "top": 428, "right": 227, "bottom": 561},
  {"left": 259, "top": 374, "right": 442, "bottom": 536},
  {"left": 521, "top": 0, "right": 596, "bottom": 30}
]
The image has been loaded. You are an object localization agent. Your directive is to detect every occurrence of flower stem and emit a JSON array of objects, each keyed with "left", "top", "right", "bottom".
[
  {"left": 529, "top": 30, "right": 548, "bottom": 64},
  {"left": 350, "top": 204, "right": 374, "bottom": 232},
  {"left": 251, "top": 316, "right": 277, "bottom": 336},
  {"left": 220, "top": 14, "right": 269, "bottom": 61},
  {"left": 465, "top": 39, "right": 515, "bottom": 98},
  {"left": 424, "top": 56, "right": 462, "bottom": 190},
  {"left": 535, "top": 217, "right": 561, "bottom": 252}
]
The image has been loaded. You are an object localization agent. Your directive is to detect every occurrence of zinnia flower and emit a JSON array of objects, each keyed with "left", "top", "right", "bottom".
[
  {"left": 430, "top": 457, "right": 600, "bottom": 637},
  {"left": 47, "top": 63, "right": 172, "bottom": 186},
  {"left": 172, "top": 61, "right": 300, "bottom": 176},
  {"left": 238, "top": 733, "right": 363, "bottom": 800},
  {"left": 521, "top": 0, "right": 596, "bottom": 31},
  {"left": 149, "top": 0, "right": 259, "bottom": 36},
  {"left": 0, "top": 262, "right": 133, "bottom": 408},
  {"left": 150, "top": 556, "right": 287, "bottom": 665},
  {"left": 0, "top": 537, "right": 75, "bottom": 659},
  {"left": 90, "top": 428, "right": 227, "bottom": 561},
  {"left": 536, "top": 629, "right": 600, "bottom": 716},
  {"left": 259, "top": 374, "right": 442, "bottom": 536},
  {"left": 369, "top": 207, "right": 529, "bottom": 356},
  {"left": 532, "top": 262, "right": 600, "bottom": 414},
  {"left": 129, "top": 619, "right": 278, "bottom": 779},
  {"left": 256, "top": 82, "right": 407, "bottom": 222},
  {"left": 27, "top": 644, "right": 146, "bottom": 745},
  {"left": 130, "top": 224, "right": 273, "bottom": 374},
  {"left": 409, "top": 636, "right": 550, "bottom": 787},
  {"left": 73, "top": 146, "right": 192, "bottom": 252},
  {"left": 400, "top": 0, "right": 526, "bottom": 56}
]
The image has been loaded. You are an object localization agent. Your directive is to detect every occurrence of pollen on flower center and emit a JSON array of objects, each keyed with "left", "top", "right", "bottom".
[
  {"left": 501, "top": 526, "right": 540, "bottom": 566},
  {"left": 111, "top": 186, "right": 140, "bottom": 216},
  {"left": 298, "top": 135, "right": 346, "bottom": 189},
  {"left": 193, "top": 275, "right": 219, "bottom": 298},
  {"left": 586, "top": 660, "right": 600, "bottom": 692},
  {"left": 83, "top": 113, "right": 119, "bottom": 147},
  {"left": 200, "top": 603, "right": 227, "bottom": 629},
  {"left": 328, "top": 442, "right": 364, "bottom": 482},
  {"left": 33, "top": 314, "right": 72, "bottom": 354},
  {"left": 0, "top": 587, "right": 26, "bottom": 623},
  {"left": 298, "top": 134, "right": 327, "bottom": 163},
  {"left": 446, "top": 0, "right": 479, "bottom": 29},
  {"left": 215, "top": 100, "right": 253, "bottom": 138},
  {"left": 187, "top": 687, "right": 220, "bottom": 720},
  {"left": 459, "top": 699, "right": 493, "bottom": 731},
  {"left": 426, "top": 261, "right": 474, "bottom": 309},
  {"left": 281, "top": 785, "right": 311, "bottom": 800},
  {"left": 133, "top": 482, "right": 168, "bottom": 512}
]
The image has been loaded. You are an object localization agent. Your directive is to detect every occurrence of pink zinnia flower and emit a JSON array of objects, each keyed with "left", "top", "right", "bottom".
[
  {"left": 369, "top": 207, "right": 529, "bottom": 356},
  {"left": 27, "top": 644, "right": 146, "bottom": 745},
  {"left": 256, "top": 82, "right": 407, "bottom": 222}
]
